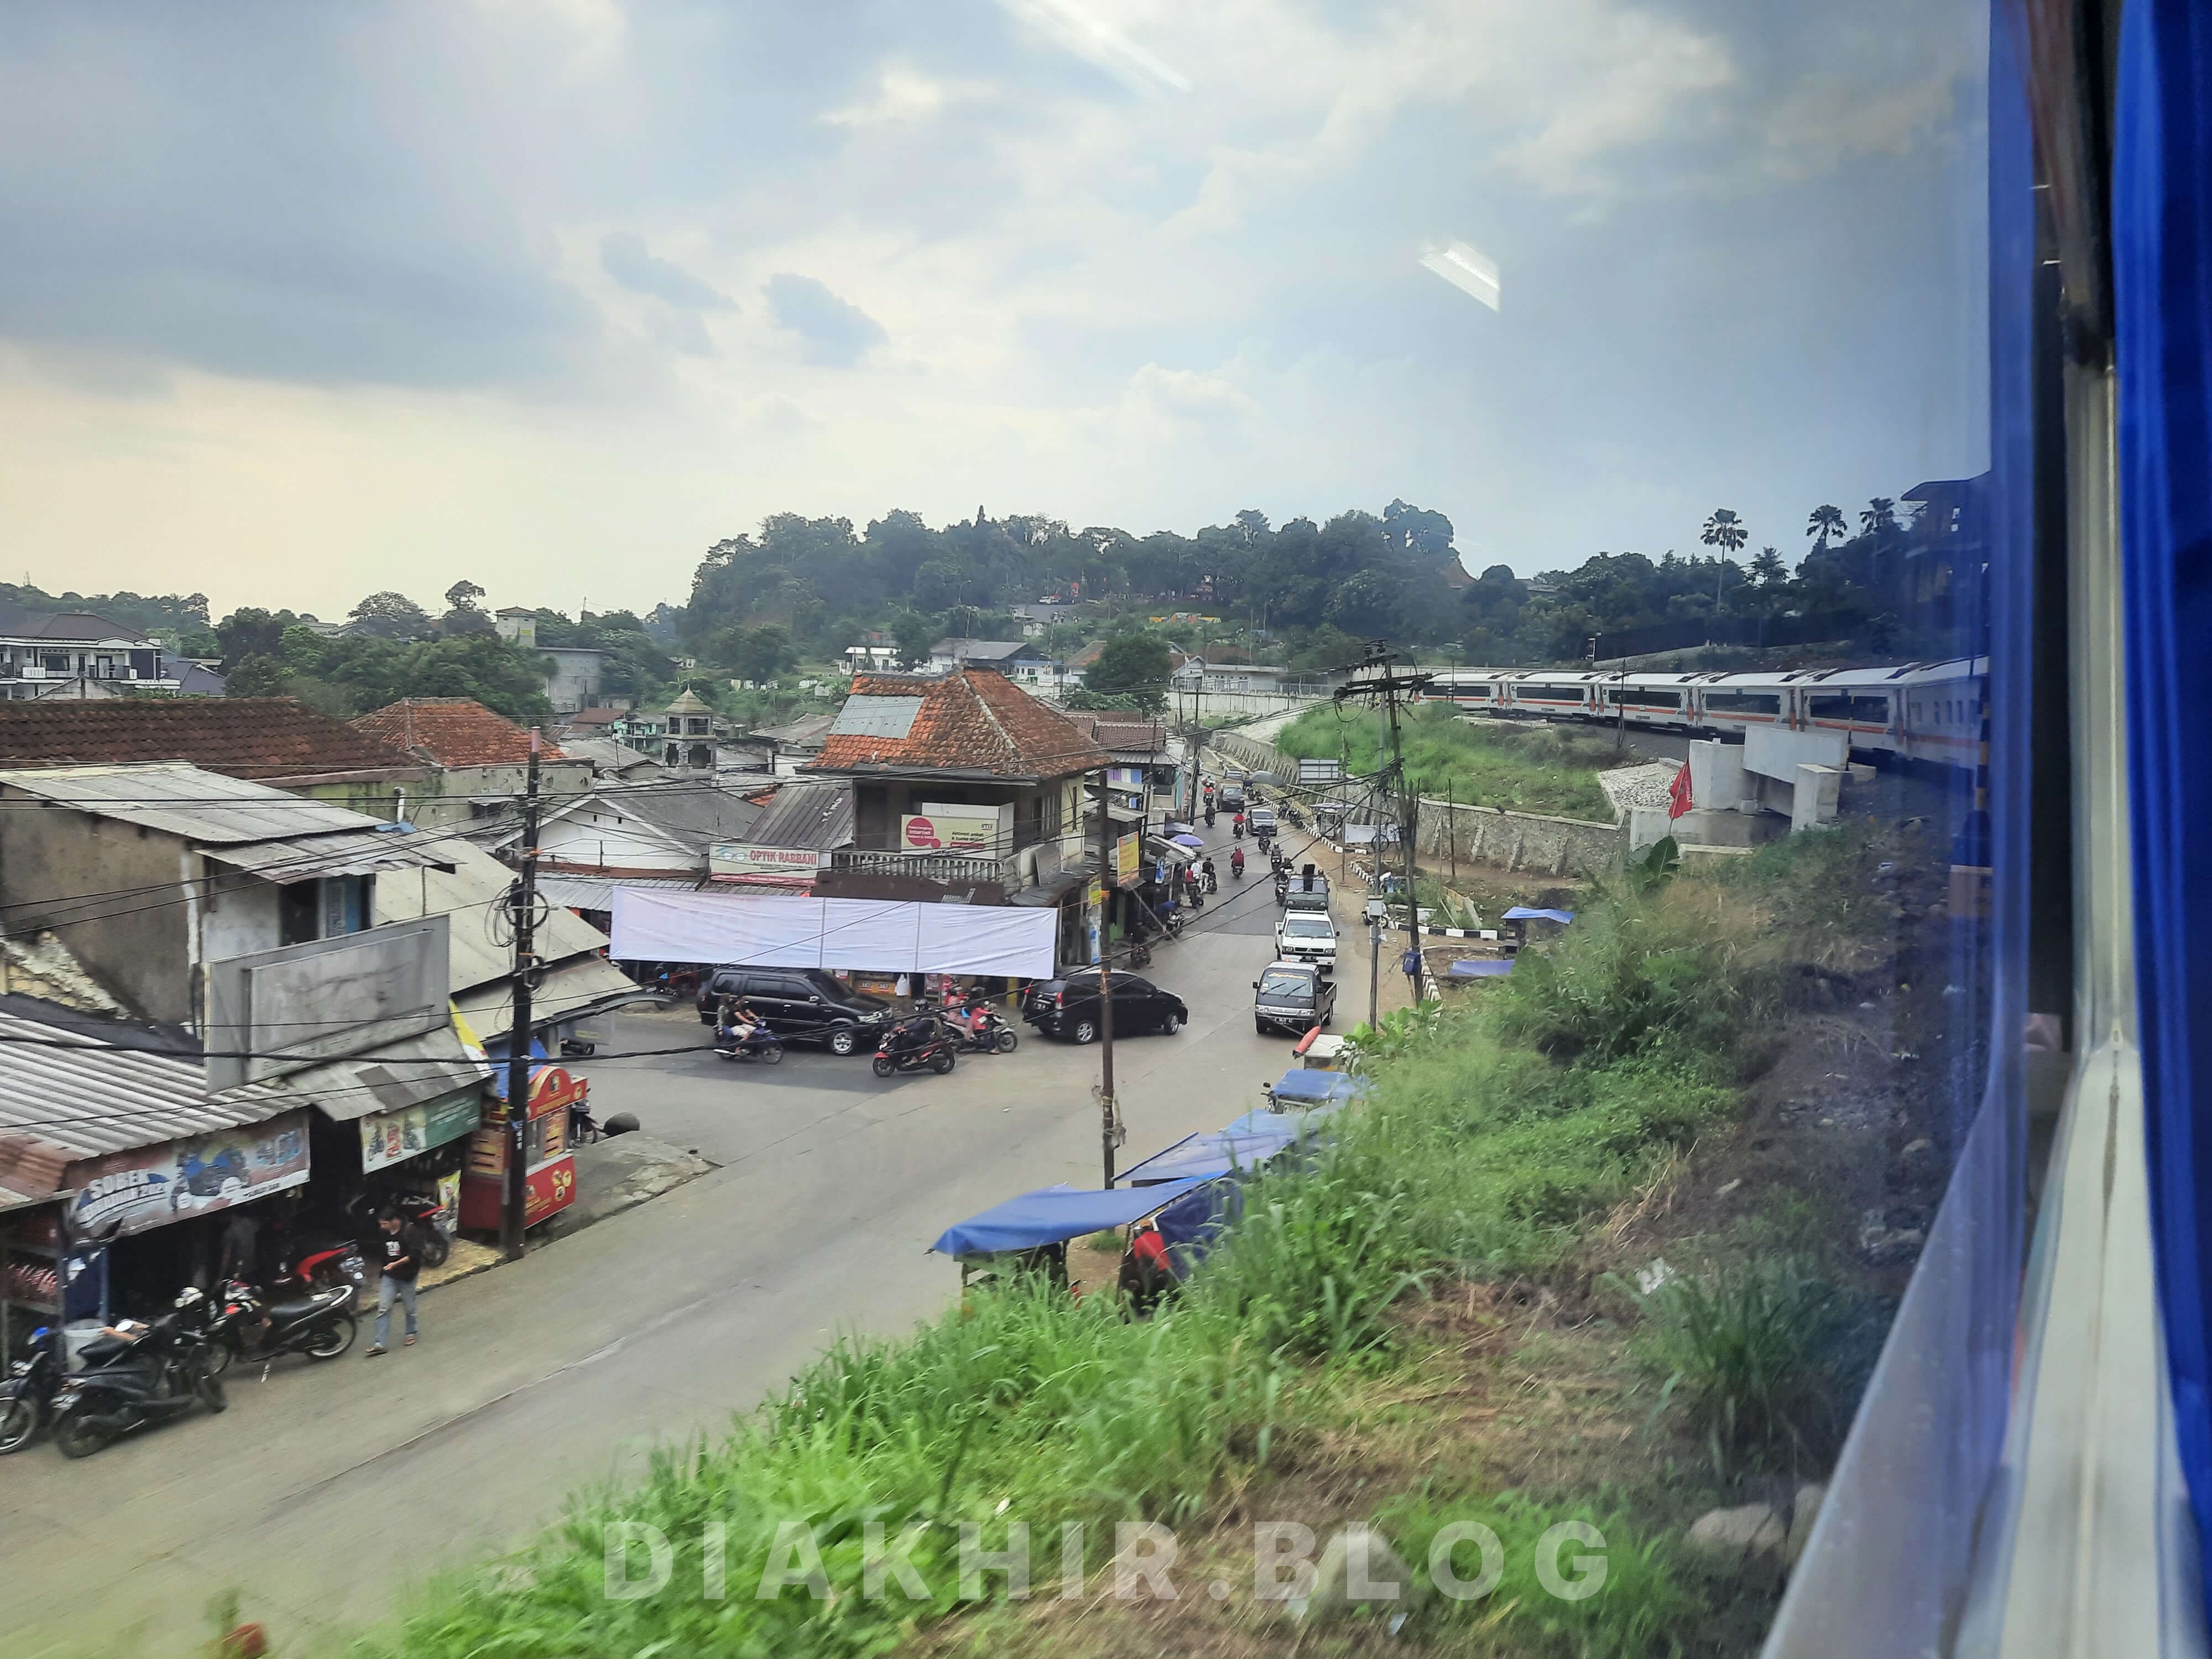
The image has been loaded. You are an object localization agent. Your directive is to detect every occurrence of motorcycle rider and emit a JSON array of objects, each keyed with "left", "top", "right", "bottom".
[
  {"left": 1233, "top": 811, "right": 1245, "bottom": 839},
  {"left": 1201, "top": 855, "right": 1217, "bottom": 893},
  {"left": 1230, "top": 846, "right": 1245, "bottom": 879},
  {"left": 717, "top": 995, "right": 765, "bottom": 1047}
]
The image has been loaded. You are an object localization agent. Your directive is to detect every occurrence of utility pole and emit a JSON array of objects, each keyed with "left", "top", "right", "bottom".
[
  {"left": 502, "top": 729, "right": 544, "bottom": 1262},
  {"left": 1094, "top": 765, "right": 1118, "bottom": 1187},
  {"left": 1335, "top": 643, "right": 1433, "bottom": 1008},
  {"left": 1368, "top": 914, "right": 1382, "bottom": 1030}
]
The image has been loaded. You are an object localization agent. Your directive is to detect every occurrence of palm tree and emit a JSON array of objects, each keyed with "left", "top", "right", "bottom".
[
  {"left": 1860, "top": 498, "right": 1898, "bottom": 537},
  {"left": 1806, "top": 504, "right": 1846, "bottom": 549},
  {"left": 1700, "top": 508, "right": 1747, "bottom": 618}
]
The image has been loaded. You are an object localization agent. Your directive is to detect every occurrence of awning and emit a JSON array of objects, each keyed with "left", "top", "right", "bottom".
[
  {"left": 453, "top": 954, "right": 650, "bottom": 1045},
  {"left": 1118, "top": 1128, "right": 1300, "bottom": 1186},
  {"left": 292, "top": 1025, "right": 487, "bottom": 1124},
  {"left": 930, "top": 1178, "right": 1212, "bottom": 1256},
  {"left": 1448, "top": 958, "right": 1516, "bottom": 978},
  {"left": 1500, "top": 906, "right": 1575, "bottom": 925},
  {"left": 1266, "top": 1069, "right": 1367, "bottom": 1105},
  {"left": 1007, "top": 869, "right": 1088, "bottom": 908}
]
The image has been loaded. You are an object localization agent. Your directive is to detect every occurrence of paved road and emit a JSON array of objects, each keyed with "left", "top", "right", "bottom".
[{"left": 0, "top": 816, "right": 1339, "bottom": 1658}]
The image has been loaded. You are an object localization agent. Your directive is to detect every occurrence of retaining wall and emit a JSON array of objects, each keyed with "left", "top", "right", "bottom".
[{"left": 1206, "top": 732, "right": 1627, "bottom": 880}]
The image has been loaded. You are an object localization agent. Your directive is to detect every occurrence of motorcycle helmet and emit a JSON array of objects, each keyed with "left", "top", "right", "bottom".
[{"left": 173, "top": 1286, "right": 206, "bottom": 1310}]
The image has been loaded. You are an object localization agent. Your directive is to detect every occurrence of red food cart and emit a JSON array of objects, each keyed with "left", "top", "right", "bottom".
[{"left": 458, "top": 1064, "right": 583, "bottom": 1232}]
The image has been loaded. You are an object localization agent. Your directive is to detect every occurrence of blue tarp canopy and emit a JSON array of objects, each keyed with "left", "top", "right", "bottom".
[
  {"left": 1500, "top": 906, "right": 1574, "bottom": 924},
  {"left": 931, "top": 1178, "right": 1212, "bottom": 1256},
  {"left": 1119, "top": 1126, "right": 1301, "bottom": 1186},
  {"left": 1222, "top": 1100, "right": 1347, "bottom": 1140},
  {"left": 1267, "top": 1068, "right": 1366, "bottom": 1104},
  {"left": 1449, "top": 958, "right": 1516, "bottom": 978}
]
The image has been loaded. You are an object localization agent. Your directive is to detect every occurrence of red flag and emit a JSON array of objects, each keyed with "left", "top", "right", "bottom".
[{"left": 1667, "top": 762, "right": 1693, "bottom": 820}]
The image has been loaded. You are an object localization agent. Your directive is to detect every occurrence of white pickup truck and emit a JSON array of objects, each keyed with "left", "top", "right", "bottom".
[{"left": 1274, "top": 908, "right": 1339, "bottom": 973}]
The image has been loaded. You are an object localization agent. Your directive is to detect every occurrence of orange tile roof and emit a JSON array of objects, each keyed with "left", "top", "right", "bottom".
[
  {"left": 0, "top": 698, "right": 424, "bottom": 781},
  {"left": 807, "top": 669, "right": 1109, "bottom": 780},
  {"left": 354, "top": 698, "right": 565, "bottom": 766}
]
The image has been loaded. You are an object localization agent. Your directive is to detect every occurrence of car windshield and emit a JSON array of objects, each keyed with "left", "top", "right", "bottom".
[
  {"left": 1257, "top": 970, "right": 1311, "bottom": 1000},
  {"left": 1283, "top": 916, "right": 1332, "bottom": 936}
]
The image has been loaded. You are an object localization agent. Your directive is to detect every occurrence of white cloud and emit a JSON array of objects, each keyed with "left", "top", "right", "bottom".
[
  {"left": 1124, "top": 362, "right": 1256, "bottom": 426},
  {"left": 823, "top": 67, "right": 976, "bottom": 128}
]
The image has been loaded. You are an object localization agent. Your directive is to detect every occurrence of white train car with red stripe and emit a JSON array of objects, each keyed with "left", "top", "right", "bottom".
[{"left": 1420, "top": 658, "right": 1986, "bottom": 768}]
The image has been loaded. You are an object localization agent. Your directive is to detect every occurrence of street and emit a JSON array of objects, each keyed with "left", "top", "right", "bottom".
[{"left": 0, "top": 816, "right": 1365, "bottom": 1658}]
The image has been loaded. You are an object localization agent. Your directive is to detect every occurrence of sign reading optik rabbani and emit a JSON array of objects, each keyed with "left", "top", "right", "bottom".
[{"left": 711, "top": 843, "right": 827, "bottom": 877}]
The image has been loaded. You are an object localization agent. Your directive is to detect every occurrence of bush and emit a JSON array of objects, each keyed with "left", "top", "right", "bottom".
[{"left": 1619, "top": 1255, "right": 1868, "bottom": 1478}]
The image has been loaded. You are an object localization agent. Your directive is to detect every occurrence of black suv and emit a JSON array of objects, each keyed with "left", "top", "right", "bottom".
[
  {"left": 695, "top": 967, "right": 892, "bottom": 1056},
  {"left": 1022, "top": 971, "right": 1188, "bottom": 1044}
]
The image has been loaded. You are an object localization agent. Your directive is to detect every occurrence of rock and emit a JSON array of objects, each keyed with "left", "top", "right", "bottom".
[
  {"left": 1786, "top": 1483, "right": 1827, "bottom": 1568},
  {"left": 1633, "top": 1261, "right": 1672, "bottom": 1296},
  {"left": 1683, "top": 1504, "right": 1787, "bottom": 1589},
  {"left": 1715, "top": 1178, "right": 1743, "bottom": 1199},
  {"left": 1300, "top": 1526, "right": 1426, "bottom": 1622},
  {"left": 1901, "top": 1138, "right": 1933, "bottom": 1160}
]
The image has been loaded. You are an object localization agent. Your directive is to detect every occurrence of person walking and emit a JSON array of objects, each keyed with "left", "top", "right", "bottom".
[
  {"left": 1400, "top": 943, "right": 1426, "bottom": 1004},
  {"left": 365, "top": 1207, "right": 423, "bottom": 1357}
]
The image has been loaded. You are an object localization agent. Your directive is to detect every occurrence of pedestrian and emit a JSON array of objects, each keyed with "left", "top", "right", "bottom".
[
  {"left": 365, "top": 1206, "right": 423, "bottom": 1357},
  {"left": 1401, "top": 943, "right": 1425, "bottom": 1003}
]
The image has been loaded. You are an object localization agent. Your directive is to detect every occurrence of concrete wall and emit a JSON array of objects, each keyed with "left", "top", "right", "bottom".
[
  {"left": 1206, "top": 731, "right": 1627, "bottom": 880},
  {"left": 543, "top": 650, "right": 603, "bottom": 716},
  {"left": 392, "top": 761, "right": 594, "bottom": 833},
  {"left": 1418, "top": 796, "right": 1626, "bottom": 879},
  {"left": 0, "top": 801, "right": 204, "bottom": 1023}
]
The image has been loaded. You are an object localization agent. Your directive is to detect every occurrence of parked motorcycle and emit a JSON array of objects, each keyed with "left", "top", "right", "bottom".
[
  {"left": 50, "top": 1292, "right": 226, "bottom": 1459},
  {"left": 0, "top": 1324, "right": 60, "bottom": 1454},
  {"left": 873, "top": 1016, "right": 957, "bottom": 1077},
  {"left": 715, "top": 1027, "right": 786, "bottom": 1065},
  {"left": 282, "top": 1232, "right": 371, "bottom": 1302},
  {"left": 946, "top": 1008, "right": 1020, "bottom": 1055},
  {"left": 568, "top": 1098, "right": 603, "bottom": 1144},
  {"left": 200, "top": 1277, "right": 356, "bottom": 1375}
]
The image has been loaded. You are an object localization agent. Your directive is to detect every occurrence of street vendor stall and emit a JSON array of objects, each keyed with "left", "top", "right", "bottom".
[{"left": 458, "top": 1063, "right": 582, "bottom": 1233}]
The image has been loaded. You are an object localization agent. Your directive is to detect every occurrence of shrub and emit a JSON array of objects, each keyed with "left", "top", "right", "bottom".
[{"left": 1618, "top": 1255, "right": 1866, "bottom": 1478}]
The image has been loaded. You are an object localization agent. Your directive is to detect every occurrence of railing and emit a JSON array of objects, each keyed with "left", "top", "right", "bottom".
[{"left": 827, "top": 848, "right": 1009, "bottom": 885}]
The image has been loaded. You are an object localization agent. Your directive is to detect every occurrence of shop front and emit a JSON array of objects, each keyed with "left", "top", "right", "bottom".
[
  {"left": 458, "top": 1064, "right": 583, "bottom": 1233},
  {"left": 56, "top": 1110, "right": 313, "bottom": 1319}
]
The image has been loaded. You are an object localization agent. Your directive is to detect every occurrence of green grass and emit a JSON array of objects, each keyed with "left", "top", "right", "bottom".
[
  {"left": 354, "top": 855, "right": 1873, "bottom": 1658},
  {"left": 1276, "top": 701, "right": 1620, "bottom": 821}
]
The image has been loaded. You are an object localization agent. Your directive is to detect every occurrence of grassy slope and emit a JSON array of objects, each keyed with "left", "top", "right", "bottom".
[
  {"left": 357, "top": 828, "right": 1910, "bottom": 1659},
  {"left": 1274, "top": 703, "right": 1619, "bottom": 822}
]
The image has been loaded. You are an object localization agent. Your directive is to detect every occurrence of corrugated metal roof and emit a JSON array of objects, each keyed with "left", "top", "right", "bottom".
[
  {"left": 535, "top": 874, "right": 702, "bottom": 911},
  {"left": 745, "top": 780, "right": 854, "bottom": 852},
  {"left": 289, "top": 1027, "right": 486, "bottom": 1123},
  {"left": 0, "top": 762, "right": 392, "bottom": 845},
  {"left": 0, "top": 1007, "right": 296, "bottom": 1161},
  {"left": 374, "top": 843, "right": 618, "bottom": 999},
  {"left": 453, "top": 954, "right": 649, "bottom": 1041},
  {"left": 203, "top": 826, "right": 460, "bottom": 881}
]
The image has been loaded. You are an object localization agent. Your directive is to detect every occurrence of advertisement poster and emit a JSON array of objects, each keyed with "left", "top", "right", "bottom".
[
  {"left": 900, "top": 811, "right": 1000, "bottom": 852},
  {"left": 359, "top": 1091, "right": 485, "bottom": 1174},
  {"left": 1113, "top": 833, "right": 1140, "bottom": 888},
  {"left": 69, "top": 1111, "right": 311, "bottom": 1238}
]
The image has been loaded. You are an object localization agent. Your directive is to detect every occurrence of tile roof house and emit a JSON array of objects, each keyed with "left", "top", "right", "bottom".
[
  {"left": 354, "top": 697, "right": 564, "bottom": 766},
  {"left": 352, "top": 698, "right": 592, "bottom": 836},
  {"left": 805, "top": 670, "right": 1105, "bottom": 906},
  {"left": 0, "top": 698, "right": 427, "bottom": 787}
]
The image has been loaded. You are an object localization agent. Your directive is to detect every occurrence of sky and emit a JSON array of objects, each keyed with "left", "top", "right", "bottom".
[{"left": 0, "top": 0, "right": 1992, "bottom": 620}]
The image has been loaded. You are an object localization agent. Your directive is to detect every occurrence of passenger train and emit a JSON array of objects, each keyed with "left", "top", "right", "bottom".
[{"left": 1417, "top": 658, "right": 1987, "bottom": 769}]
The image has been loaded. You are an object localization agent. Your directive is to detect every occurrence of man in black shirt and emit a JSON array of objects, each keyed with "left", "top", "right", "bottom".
[{"left": 365, "top": 1207, "right": 423, "bottom": 1357}]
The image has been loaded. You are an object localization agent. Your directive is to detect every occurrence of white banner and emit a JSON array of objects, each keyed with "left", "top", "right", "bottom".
[{"left": 611, "top": 889, "right": 1058, "bottom": 978}]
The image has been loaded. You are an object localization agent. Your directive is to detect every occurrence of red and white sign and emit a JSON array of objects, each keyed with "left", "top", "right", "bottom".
[{"left": 900, "top": 810, "right": 999, "bottom": 852}]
